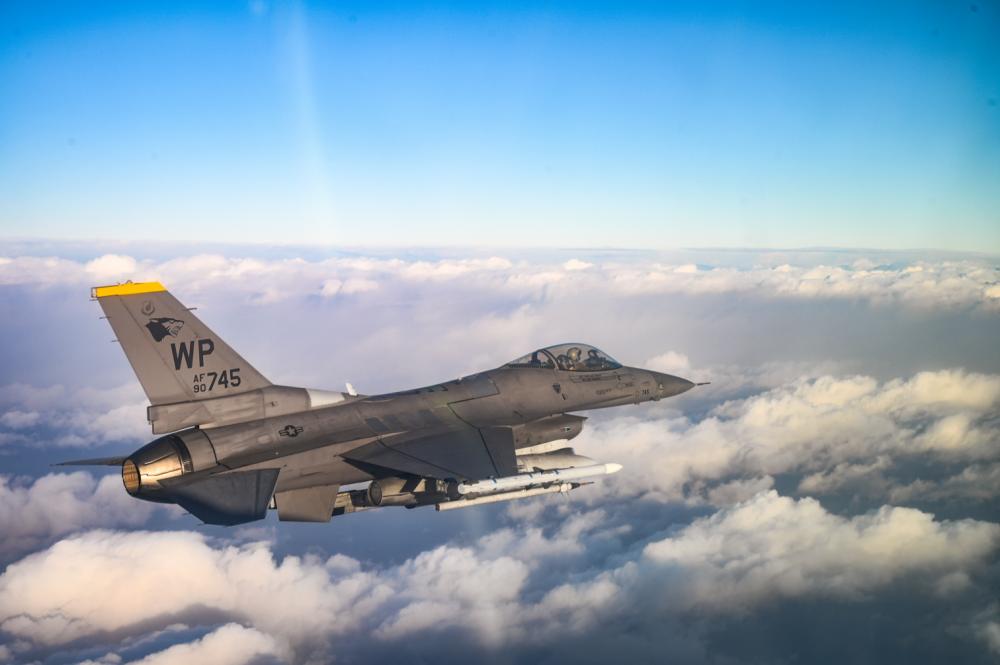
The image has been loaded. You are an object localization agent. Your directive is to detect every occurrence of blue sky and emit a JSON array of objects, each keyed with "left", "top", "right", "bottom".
[{"left": 1, "top": 1, "right": 998, "bottom": 249}]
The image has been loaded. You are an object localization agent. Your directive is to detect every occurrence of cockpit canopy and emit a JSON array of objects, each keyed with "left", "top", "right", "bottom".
[{"left": 506, "top": 343, "right": 622, "bottom": 372}]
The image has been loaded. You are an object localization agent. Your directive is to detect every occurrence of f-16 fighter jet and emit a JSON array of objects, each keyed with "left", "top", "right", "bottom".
[{"left": 61, "top": 282, "right": 696, "bottom": 525}]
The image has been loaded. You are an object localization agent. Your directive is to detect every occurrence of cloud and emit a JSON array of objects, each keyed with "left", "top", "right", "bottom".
[
  {"left": 797, "top": 457, "right": 893, "bottom": 496},
  {"left": 976, "top": 605, "right": 1000, "bottom": 655},
  {"left": 372, "top": 547, "right": 528, "bottom": 645},
  {"left": 2, "top": 247, "right": 998, "bottom": 402},
  {"left": 0, "top": 244, "right": 997, "bottom": 663},
  {"left": 85, "top": 255, "right": 139, "bottom": 282},
  {"left": 0, "top": 410, "right": 39, "bottom": 429},
  {"left": 0, "top": 530, "right": 385, "bottom": 659},
  {"left": 399, "top": 257, "right": 513, "bottom": 280},
  {"left": 0, "top": 472, "right": 162, "bottom": 561},
  {"left": 703, "top": 475, "right": 776, "bottom": 505},
  {"left": 319, "top": 277, "right": 379, "bottom": 297},
  {"left": 125, "top": 624, "right": 284, "bottom": 665},
  {"left": 574, "top": 370, "right": 1000, "bottom": 506},
  {"left": 1, "top": 492, "right": 995, "bottom": 662},
  {"left": 887, "top": 463, "right": 1000, "bottom": 505},
  {"left": 640, "top": 491, "right": 1000, "bottom": 610},
  {"left": 645, "top": 350, "right": 693, "bottom": 375},
  {"left": 0, "top": 383, "right": 148, "bottom": 447},
  {"left": 1, "top": 252, "right": 998, "bottom": 310}
]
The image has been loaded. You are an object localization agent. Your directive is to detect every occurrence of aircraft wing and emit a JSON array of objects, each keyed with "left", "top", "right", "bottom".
[{"left": 343, "top": 425, "right": 518, "bottom": 481}]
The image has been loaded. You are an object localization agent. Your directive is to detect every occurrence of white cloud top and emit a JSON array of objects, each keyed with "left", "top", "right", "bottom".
[
  {"left": 0, "top": 246, "right": 996, "bottom": 662},
  {"left": 1, "top": 252, "right": 997, "bottom": 309},
  {"left": 642, "top": 491, "right": 999, "bottom": 608},
  {"left": 575, "top": 369, "right": 1000, "bottom": 505},
  {"left": 0, "top": 473, "right": 162, "bottom": 560},
  {"left": 0, "top": 493, "right": 995, "bottom": 662}
]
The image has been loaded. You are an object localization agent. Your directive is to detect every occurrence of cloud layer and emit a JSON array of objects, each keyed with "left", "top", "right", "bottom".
[
  {"left": 641, "top": 491, "right": 998, "bottom": 608},
  {"left": 575, "top": 369, "right": 1000, "bottom": 508},
  {"left": 1, "top": 252, "right": 999, "bottom": 310},
  {"left": 0, "top": 245, "right": 997, "bottom": 664},
  {"left": 0, "top": 472, "right": 170, "bottom": 562},
  {"left": 0, "top": 383, "right": 148, "bottom": 448},
  {"left": 1, "top": 491, "right": 996, "bottom": 663}
]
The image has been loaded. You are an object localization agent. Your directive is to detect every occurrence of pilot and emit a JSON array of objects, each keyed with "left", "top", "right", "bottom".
[
  {"left": 585, "top": 348, "right": 604, "bottom": 369},
  {"left": 565, "top": 346, "right": 582, "bottom": 370}
]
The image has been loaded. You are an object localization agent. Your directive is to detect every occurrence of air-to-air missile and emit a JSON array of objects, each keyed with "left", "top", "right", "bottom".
[{"left": 61, "top": 282, "right": 698, "bottom": 525}]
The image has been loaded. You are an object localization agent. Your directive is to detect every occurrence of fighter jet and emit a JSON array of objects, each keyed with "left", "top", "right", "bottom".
[{"left": 61, "top": 282, "right": 696, "bottom": 525}]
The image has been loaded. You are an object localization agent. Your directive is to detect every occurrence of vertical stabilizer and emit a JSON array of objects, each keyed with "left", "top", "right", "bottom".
[{"left": 93, "top": 282, "right": 271, "bottom": 405}]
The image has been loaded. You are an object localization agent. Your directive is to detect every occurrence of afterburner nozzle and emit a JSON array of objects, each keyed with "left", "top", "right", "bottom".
[
  {"left": 122, "top": 459, "right": 140, "bottom": 494},
  {"left": 120, "top": 435, "right": 192, "bottom": 499}
]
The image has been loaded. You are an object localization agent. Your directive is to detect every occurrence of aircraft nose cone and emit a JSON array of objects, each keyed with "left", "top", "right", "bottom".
[{"left": 653, "top": 372, "right": 695, "bottom": 397}]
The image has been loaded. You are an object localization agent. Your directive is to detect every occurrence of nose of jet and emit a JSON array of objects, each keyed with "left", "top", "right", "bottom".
[{"left": 651, "top": 372, "right": 695, "bottom": 398}]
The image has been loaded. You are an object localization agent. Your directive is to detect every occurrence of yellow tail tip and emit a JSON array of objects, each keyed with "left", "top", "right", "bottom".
[{"left": 91, "top": 281, "right": 167, "bottom": 298}]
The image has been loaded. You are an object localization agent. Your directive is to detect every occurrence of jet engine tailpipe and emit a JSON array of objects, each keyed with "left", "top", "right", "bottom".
[{"left": 121, "top": 429, "right": 217, "bottom": 500}]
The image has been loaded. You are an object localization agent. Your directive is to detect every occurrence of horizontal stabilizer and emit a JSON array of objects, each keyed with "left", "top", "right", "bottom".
[
  {"left": 161, "top": 468, "right": 279, "bottom": 525},
  {"left": 54, "top": 457, "right": 127, "bottom": 466}
]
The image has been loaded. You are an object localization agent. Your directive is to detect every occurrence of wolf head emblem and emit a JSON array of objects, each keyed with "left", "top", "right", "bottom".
[{"left": 146, "top": 317, "right": 185, "bottom": 342}]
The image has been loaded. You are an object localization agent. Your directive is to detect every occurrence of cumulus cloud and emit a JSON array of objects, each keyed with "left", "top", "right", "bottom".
[
  {"left": 1, "top": 492, "right": 995, "bottom": 663},
  {"left": 0, "top": 530, "right": 399, "bottom": 661},
  {"left": 888, "top": 463, "right": 1000, "bottom": 505},
  {"left": 575, "top": 370, "right": 1000, "bottom": 506},
  {"left": 640, "top": 491, "right": 999, "bottom": 610},
  {"left": 562, "top": 259, "right": 593, "bottom": 271},
  {"left": 372, "top": 547, "right": 528, "bottom": 644},
  {"left": 85, "top": 254, "right": 139, "bottom": 281},
  {"left": 0, "top": 472, "right": 164, "bottom": 560},
  {"left": 0, "top": 383, "right": 147, "bottom": 447},
  {"left": 645, "top": 350, "right": 693, "bottom": 376},
  {"left": 797, "top": 457, "right": 893, "bottom": 496},
  {"left": 0, "top": 410, "right": 39, "bottom": 429},
  {"left": 0, "top": 244, "right": 997, "bottom": 663},
  {"left": 976, "top": 605, "right": 1000, "bottom": 655},
  {"left": 0, "top": 530, "right": 380, "bottom": 661},
  {"left": 125, "top": 624, "right": 284, "bottom": 665}
]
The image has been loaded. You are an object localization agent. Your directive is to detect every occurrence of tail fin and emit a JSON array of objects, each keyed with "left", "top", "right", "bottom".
[{"left": 93, "top": 282, "right": 271, "bottom": 405}]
